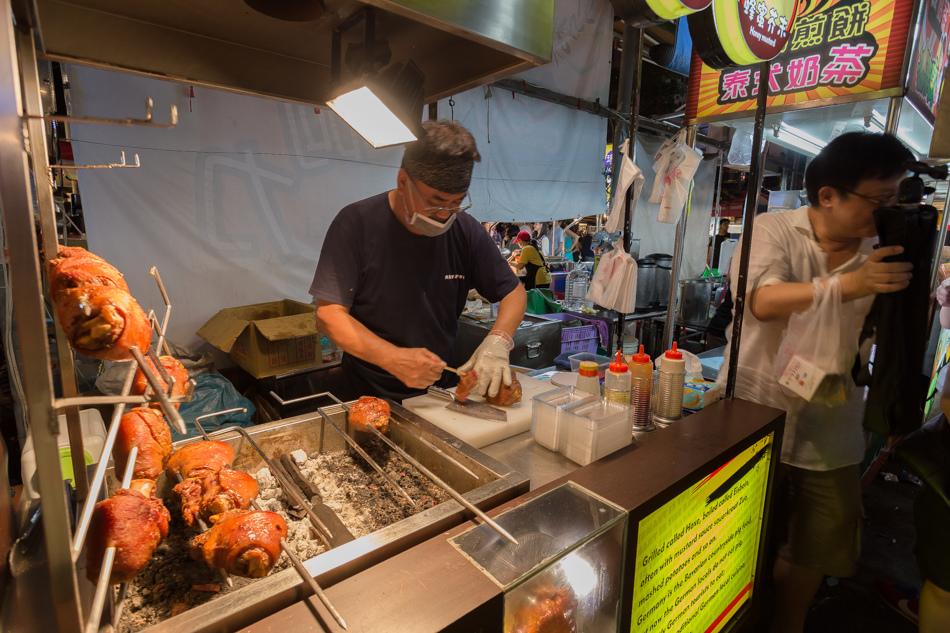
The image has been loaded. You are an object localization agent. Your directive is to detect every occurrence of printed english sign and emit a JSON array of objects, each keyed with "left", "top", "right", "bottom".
[{"left": 686, "top": 0, "right": 915, "bottom": 122}]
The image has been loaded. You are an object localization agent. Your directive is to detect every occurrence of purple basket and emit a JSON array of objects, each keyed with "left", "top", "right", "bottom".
[{"left": 561, "top": 325, "right": 598, "bottom": 354}]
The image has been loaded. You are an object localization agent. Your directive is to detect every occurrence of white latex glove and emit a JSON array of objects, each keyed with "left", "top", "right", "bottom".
[{"left": 458, "top": 331, "right": 513, "bottom": 398}]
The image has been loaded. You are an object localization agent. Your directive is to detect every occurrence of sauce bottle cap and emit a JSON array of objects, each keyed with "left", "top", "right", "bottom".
[
  {"left": 630, "top": 344, "right": 651, "bottom": 364},
  {"left": 665, "top": 341, "right": 683, "bottom": 360},
  {"left": 578, "top": 361, "right": 599, "bottom": 377},
  {"left": 609, "top": 350, "right": 628, "bottom": 373}
]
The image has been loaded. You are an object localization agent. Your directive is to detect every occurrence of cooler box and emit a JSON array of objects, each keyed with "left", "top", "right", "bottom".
[{"left": 21, "top": 408, "right": 106, "bottom": 500}]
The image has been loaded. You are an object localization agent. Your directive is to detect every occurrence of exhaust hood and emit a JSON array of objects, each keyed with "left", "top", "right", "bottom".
[{"left": 27, "top": 0, "right": 554, "bottom": 106}]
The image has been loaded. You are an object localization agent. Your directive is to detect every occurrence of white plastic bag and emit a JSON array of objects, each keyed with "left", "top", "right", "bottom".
[
  {"left": 657, "top": 146, "right": 702, "bottom": 224},
  {"left": 586, "top": 246, "right": 637, "bottom": 313},
  {"left": 606, "top": 139, "right": 645, "bottom": 234},
  {"left": 648, "top": 131, "right": 686, "bottom": 205},
  {"left": 773, "top": 276, "right": 857, "bottom": 405}
]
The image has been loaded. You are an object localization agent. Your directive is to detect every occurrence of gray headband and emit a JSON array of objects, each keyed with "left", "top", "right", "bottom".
[{"left": 401, "top": 120, "right": 481, "bottom": 194}]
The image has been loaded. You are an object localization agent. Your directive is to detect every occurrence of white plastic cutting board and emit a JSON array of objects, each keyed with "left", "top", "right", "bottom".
[{"left": 402, "top": 374, "right": 557, "bottom": 449}]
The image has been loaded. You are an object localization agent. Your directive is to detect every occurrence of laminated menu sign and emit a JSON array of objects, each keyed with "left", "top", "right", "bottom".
[{"left": 631, "top": 433, "right": 773, "bottom": 633}]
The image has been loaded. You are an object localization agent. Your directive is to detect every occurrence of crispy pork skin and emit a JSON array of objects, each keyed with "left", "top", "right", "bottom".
[
  {"left": 114, "top": 408, "right": 173, "bottom": 480},
  {"left": 57, "top": 285, "right": 152, "bottom": 361},
  {"left": 174, "top": 467, "right": 259, "bottom": 527},
  {"left": 508, "top": 586, "right": 577, "bottom": 633},
  {"left": 132, "top": 355, "right": 189, "bottom": 409},
  {"left": 348, "top": 396, "right": 391, "bottom": 434},
  {"left": 191, "top": 510, "right": 287, "bottom": 578},
  {"left": 164, "top": 440, "right": 234, "bottom": 481},
  {"left": 487, "top": 375, "right": 523, "bottom": 407},
  {"left": 455, "top": 371, "right": 478, "bottom": 403},
  {"left": 86, "top": 489, "right": 170, "bottom": 584}
]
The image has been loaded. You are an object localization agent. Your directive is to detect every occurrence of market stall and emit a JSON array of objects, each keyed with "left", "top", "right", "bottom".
[{"left": 0, "top": 2, "right": 796, "bottom": 633}]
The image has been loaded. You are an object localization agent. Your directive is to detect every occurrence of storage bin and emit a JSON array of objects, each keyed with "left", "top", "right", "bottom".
[
  {"left": 21, "top": 408, "right": 107, "bottom": 500},
  {"left": 531, "top": 387, "right": 598, "bottom": 451},
  {"left": 560, "top": 397, "right": 635, "bottom": 466},
  {"left": 568, "top": 352, "right": 611, "bottom": 377},
  {"left": 560, "top": 325, "right": 598, "bottom": 354}
]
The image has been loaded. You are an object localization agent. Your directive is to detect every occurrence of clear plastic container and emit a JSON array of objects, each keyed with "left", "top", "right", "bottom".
[
  {"left": 531, "top": 387, "right": 598, "bottom": 451},
  {"left": 568, "top": 352, "right": 611, "bottom": 377},
  {"left": 21, "top": 408, "right": 106, "bottom": 500},
  {"left": 560, "top": 397, "right": 635, "bottom": 465}
]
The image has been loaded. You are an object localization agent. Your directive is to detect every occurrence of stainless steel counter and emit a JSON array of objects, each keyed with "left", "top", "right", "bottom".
[{"left": 480, "top": 431, "right": 579, "bottom": 490}]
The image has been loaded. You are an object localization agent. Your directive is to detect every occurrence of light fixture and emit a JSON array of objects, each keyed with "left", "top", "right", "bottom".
[
  {"left": 867, "top": 109, "right": 929, "bottom": 156},
  {"left": 773, "top": 122, "right": 825, "bottom": 156},
  {"left": 326, "top": 9, "right": 426, "bottom": 149}
]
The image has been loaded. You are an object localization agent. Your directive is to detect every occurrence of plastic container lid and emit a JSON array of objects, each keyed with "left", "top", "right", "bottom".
[
  {"left": 665, "top": 341, "right": 683, "bottom": 360},
  {"left": 630, "top": 344, "right": 651, "bottom": 364},
  {"left": 609, "top": 350, "right": 628, "bottom": 373},
  {"left": 578, "top": 361, "right": 599, "bottom": 377}
]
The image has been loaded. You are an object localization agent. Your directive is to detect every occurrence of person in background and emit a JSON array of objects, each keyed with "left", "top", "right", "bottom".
[
  {"left": 563, "top": 221, "right": 580, "bottom": 261},
  {"left": 311, "top": 120, "right": 526, "bottom": 402},
  {"left": 533, "top": 222, "right": 551, "bottom": 256},
  {"left": 579, "top": 226, "right": 595, "bottom": 262},
  {"left": 551, "top": 221, "right": 565, "bottom": 257},
  {"left": 712, "top": 218, "right": 731, "bottom": 270},
  {"left": 716, "top": 132, "right": 915, "bottom": 633},
  {"left": 511, "top": 230, "right": 551, "bottom": 291}
]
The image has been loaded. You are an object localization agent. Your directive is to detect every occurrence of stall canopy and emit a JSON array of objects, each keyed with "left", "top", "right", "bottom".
[{"left": 68, "top": 0, "right": 614, "bottom": 347}]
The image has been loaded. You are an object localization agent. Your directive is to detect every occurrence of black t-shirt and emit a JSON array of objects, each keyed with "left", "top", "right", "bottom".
[
  {"left": 579, "top": 234, "right": 594, "bottom": 258},
  {"left": 310, "top": 192, "right": 520, "bottom": 401},
  {"left": 712, "top": 233, "right": 728, "bottom": 268}
]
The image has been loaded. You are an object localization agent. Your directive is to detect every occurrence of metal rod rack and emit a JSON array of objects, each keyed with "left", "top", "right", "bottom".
[{"left": 187, "top": 412, "right": 345, "bottom": 629}]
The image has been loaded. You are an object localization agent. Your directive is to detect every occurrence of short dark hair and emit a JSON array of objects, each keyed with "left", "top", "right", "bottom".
[
  {"left": 804, "top": 132, "right": 912, "bottom": 206},
  {"left": 401, "top": 120, "right": 481, "bottom": 194},
  {"left": 719, "top": 218, "right": 730, "bottom": 226}
]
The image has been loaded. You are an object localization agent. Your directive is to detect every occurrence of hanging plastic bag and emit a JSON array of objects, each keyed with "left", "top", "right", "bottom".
[
  {"left": 657, "top": 145, "right": 702, "bottom": 224},
  {"left": 585, "top": 246, "right": 637, "bottom": 313},
  {"left": 648, "top": 129, "right": 687, "bottom": 205},
  {"left": 773, "top": 276, "right": 858, "bottom": 405},
  {"left": 606, "top": 139, "right": 645, "bottom": 234}
]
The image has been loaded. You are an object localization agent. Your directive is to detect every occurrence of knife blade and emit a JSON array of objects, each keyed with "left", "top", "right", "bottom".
[{"left": 427, "top": 386, "right": 508, "bottom": 422}]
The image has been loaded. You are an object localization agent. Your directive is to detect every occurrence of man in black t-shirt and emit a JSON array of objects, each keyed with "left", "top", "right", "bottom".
[{"left": 310, "top": 121, "right": 526, "bottom": 402}]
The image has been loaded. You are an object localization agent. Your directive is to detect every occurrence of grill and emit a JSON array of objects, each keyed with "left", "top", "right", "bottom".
[{"left": 102, "top": 400, "right": 528, "bottom": 633}]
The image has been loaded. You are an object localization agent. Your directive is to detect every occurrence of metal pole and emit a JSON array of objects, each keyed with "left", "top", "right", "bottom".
[
  {"left": 612, "top": 24, "right": 643, "bottom": 353},
  {"left": 663, "top": 126, "right": 698, "bottom": 349},
  {"left": 930, "top": 185, "right": 950, "bottom": 291},
  {"left": 0, "top": 12, "right": 83, "bottom": 631},
  {"left": 884, "top": 96, "right": 902, "bottom": 134},
  {"left": 711, "top": 151, "right": 725, "bottom": 270},
  {"left": 18, "top": 29, "right": 89, "bottom": 501},
  {"left": 726, "top": 62, "right": 770, "bottom": 400}
]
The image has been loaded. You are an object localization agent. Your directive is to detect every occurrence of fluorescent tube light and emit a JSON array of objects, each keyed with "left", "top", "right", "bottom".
[{"left": 327, "top": 86, "right": 418, "bottom": 148}]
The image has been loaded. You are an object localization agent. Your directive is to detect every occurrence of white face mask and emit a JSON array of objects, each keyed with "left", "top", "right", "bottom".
[
  {"left": 409, "top": 211, "right": 457, "bottom": 236},
  {"left": 402, "top": 179, "right": 468, "bottom": 237}
]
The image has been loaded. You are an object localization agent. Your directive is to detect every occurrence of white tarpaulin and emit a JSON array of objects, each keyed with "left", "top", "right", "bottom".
[
  {"left": 68, "top": 65, "right": 405, "bottom": 347},
  {"left": 440, "top": 0, "right": 612, "bottom": 223},
  {"left": 66, "top": 0, "right": 613, "bottom": 347}
]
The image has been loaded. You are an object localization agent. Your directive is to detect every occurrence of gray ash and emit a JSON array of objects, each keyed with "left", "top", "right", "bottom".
[{"left": 118, "top": 438, "right": 450, "bottom": 632}]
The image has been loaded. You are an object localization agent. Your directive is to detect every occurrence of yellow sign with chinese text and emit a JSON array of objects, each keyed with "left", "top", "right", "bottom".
[{"left": 685, "top": 0, "right": 915, "bottom": 123}]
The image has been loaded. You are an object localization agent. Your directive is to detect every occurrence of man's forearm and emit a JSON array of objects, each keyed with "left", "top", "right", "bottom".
[
  {"left": 492, "top": 285, "right": 527, "bottom": 338},
  {"left": 749, "top": 272, "right": 867, "bottom": 321},
  {"left": 316, "top": 301, "right": 398, "bottom": 367}
]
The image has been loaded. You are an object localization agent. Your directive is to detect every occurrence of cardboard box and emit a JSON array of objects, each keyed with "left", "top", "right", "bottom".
[{"left": 197, "top": 300, "right": 322, "bottom": 378}]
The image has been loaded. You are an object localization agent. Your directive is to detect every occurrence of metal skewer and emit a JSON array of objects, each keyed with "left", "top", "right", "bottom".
[
  {"left": 315, "top": 405, "right": 416, "bottom": 507},
  {"left": 387, "top": 418, "right": 480, "bottom": 481},
  {"left": 248, "top": 497, "right": 347, "bottom": 630},
  {"left": 190, "top": 413, "right": 335, "bottom": 548},
  {"left": 329, "top": 396, "right": 519, "bottom": 546},
  {"left": 85, "top": 447, "right": 137, "bottom": 633},
  {"left": 129, "top": 346, "right": 187, "bottom": 435}
]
